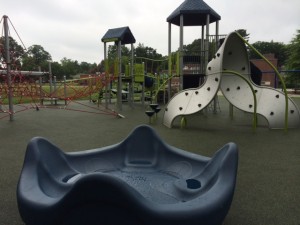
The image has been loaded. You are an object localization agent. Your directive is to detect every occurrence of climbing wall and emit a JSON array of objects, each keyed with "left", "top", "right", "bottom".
[
  {"left": 163, "top": 43, "right": 225, "bottom": 128},
  {"left": 220, "top": 33, "right": 300, "bottom": 129},
  {"left": 163, "top": 32, "right": 300, "bottom": 129}
]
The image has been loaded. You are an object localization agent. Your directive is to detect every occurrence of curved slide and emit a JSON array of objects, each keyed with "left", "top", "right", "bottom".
[
  {"left": 163, "top": 38, "right": 225, "bottom": 128},
  {"left": 163, "top": 32, "right": 300, "bottom": 129}
]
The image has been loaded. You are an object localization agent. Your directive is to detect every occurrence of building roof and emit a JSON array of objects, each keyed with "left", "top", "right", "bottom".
[
  {"left": 167, "top": 0, "right": 221, "bottom": 26},
  {"left": 101, "top": 27, "right": 136, "bottom": 45}
]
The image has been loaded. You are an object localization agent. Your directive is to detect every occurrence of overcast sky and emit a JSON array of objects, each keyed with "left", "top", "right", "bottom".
[{"left": 1, "top": 0, "right": 299, "bottom": 64}]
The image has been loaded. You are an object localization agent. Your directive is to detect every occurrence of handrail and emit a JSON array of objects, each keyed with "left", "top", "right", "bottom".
[
  {"left": 235, "top": 31, "right": 289, "bottom": 131},
  {"left": 222, "top": 70, "right": 258, "bottom": 132}
]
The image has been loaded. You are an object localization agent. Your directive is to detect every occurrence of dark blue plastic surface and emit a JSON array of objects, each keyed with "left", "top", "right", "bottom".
[{"left": 17, "top": 125, "right": 238, "bottom": 225}]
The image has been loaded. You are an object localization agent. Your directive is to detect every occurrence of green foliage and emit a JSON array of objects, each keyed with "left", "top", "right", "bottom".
[
  {"left": 0, "top": 36, "right": 25, "bottom": 69},
  {"left": 23, "top": 45, "right": 52, "bottom": 68},
  {"left": 0, "top": 36, "right": 98, "bottom": 79},
  {"left": 182, "top": 39, "right": 202, "bottom": 53},
  {"left": 236, "top": 29, "right": 250, "bottom": 41},
  {"left": 134, "top": 43, "right": 164, "bottom": 73},
  {"left": 284, "top": 30, "right": 300, "bottom": 88},
  {"left": 249, "top": 41, "right": 288, "bottom": 67},
  {"left": 3, "top": 29, "right": 299, "bottom": 85},
  {"left": 105, "top": 43, "right": 165, "bottom": 75},
  {"left": 286, "top": 30, "right": 300, "bottom": 70}
]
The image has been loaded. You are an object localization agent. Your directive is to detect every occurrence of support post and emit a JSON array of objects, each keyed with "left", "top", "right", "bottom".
[
  {"left": 63, "top": 76, "right": 67, "bottom": 105},
  {"left": 168, "top": 22, "right": 172, "bottom": 101},
  {"left": 179, "top": 15, "right": 184, "bottom": 90},
  {"left": 213, "top": 20, "right": 220, "bottom": 114},
  {"left": 205, "top": 14, "right": 210, "bottom": 71},
  {"left": 104, "top": 42, "right": 109, "bottom": 109},
  {"left": 201, "top": 25, "right": 205, "bottom": 74},
  {"left": 3, "top": 15, "right": 14, "bottom": 121},
  {"left": 53, "top": 76, "right": 57, "bottom": 105},
  {"left": 88, "top": 75, "right": 92, "bottom": 102},
  {"left": 39, "top": 77, "right": 43, "bottom": 105},
  {"left": 117, "top": 40, "right": 122, "bottom": 111},
  {"left": 129, "top": 43, "right": 134, "bottom": 107}
]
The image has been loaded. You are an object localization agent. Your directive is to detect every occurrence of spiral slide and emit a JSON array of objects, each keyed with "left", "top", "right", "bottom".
[{"left": 163, "top": 32, "right": 300, "bottom": 129}]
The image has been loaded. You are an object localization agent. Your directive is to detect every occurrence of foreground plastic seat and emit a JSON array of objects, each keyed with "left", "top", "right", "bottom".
[{"left": 17, "top": 125, "right": 238, "bottom": 225}]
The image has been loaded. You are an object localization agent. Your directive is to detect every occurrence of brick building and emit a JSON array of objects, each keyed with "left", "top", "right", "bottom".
[{"left": 250, "top": 53, "right": 278, "bottom": 88}]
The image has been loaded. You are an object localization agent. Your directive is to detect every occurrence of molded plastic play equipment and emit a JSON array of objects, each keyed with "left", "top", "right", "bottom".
[
  {"left": 219, "top": 32, "right": 300, "bottom": 129},
  {"left": 163, "top": 32, "right": 300, "bottom": 129},
  {"left": 17, "top": 125, "right": 238, "bottom": 225},
  {"left": 163, "top": 50, "right": 222, "bottom": 128}
]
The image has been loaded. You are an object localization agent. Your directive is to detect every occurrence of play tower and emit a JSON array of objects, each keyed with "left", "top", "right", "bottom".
[{"left": 167, "top": 0, "right": 222, "bottom": 92}]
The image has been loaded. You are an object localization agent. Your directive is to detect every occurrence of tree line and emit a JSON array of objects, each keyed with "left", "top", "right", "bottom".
[{"left": 1, "top": 29, "right": 299, "bottom": 86}]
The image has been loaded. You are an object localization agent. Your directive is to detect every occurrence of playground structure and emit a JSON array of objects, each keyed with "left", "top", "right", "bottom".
[
  {"left": 166, "top": 0, "right": 221, "bottom": 92},
  {"left": 163, "top": 32, "right": 300, "bottom": 129},
  {"left": 161, "top": 0, "right": 300, "bottom": 130},
  {"left": 1, "top": 0, "right": 299, "bottom": 130},
  {"left": 101, "top": 27, "right": 172, "bottom": 111},
  {"left": 0, "top": 70, "right": 119, "bottom": 119},
  {"left": 0, "top": 15, "right": 122, "bottom": 119}
]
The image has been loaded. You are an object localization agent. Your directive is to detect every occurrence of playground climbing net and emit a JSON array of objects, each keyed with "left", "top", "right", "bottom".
[{"left": 0, "top": 70, "right": 119, "bottom": 119}]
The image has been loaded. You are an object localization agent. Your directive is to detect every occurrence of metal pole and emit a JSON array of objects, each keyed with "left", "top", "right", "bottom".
[
  {"left": 168, "top": 22, "right": 172, "bottom": 103},
  {"left": 141, "top": 62, "right": 145, "bottom": 106},
  {"left": 88, "top": 75, "right": 92, "bottom": 102},
  {"left": 53, "top": 76, "right": 57, "bottom": 105},
  {"left": 213, "top": 20, "right": 220, "bottom": 114},
  {"left": 129, "top": 43, "right": 134, "bottom": 107},
  {"left": 3, "top": 15, "right": 14, "bottom": 121},
  {"left": 63, "top": 76, "right": 67, "bottom": 105},
  {"left": 48, "top": 62, "right": 53, "bottom": 105},
  {"left": 205, "top": 14, "right": 210, "bottom": 70},
  {"left": 215, "top": 20, "right": 219, "bottom": 49},
  {"left": 201, "top": 25, "right": 205, "bottom": 74},
  {"left": 39, "top": 76, "right": 43, "bottom": 105},
  {"left": 104, "top": 42, "right": 109, "bottom": 108},
  {"left": 117, "top": 40, "right": 122, "bottom": 111},
  {"left": 179, "top": 15, "right": 184, "bottom": 91}
]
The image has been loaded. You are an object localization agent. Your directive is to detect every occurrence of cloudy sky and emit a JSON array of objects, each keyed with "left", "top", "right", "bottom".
[{"left": 1, "top": 0, "right": 299, "bottom": 64}]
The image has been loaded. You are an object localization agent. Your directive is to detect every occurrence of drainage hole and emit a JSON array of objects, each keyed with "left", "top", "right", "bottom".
[{"left": 186, "top": 179, "right": 201, "bottom": 189}]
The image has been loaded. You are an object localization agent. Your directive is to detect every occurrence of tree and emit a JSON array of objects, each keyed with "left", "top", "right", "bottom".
[
  {"left": 236, "top": 29, "right": 250, "bottom": 41},
  {"left": 286, "top": 30, "right": 300, "bottom": 70},
  {"left": 182, "top": 39, "right": 202, "bottom": 53},
  {"left": 22, "top": 45, "right": 52, "bottom": 71},
  {"left": 134, "top": 43, "right": 164, "bottom": 73},
  {"left": 285, "top": 30, "right": 300, "bottom": 88},
  {"left": 60, "top": 58, "right": 77, "bottom": 78},
  {"left": 0, "top": 36, "right": 25, "bottom": 69},
  {"left": 249, "top": 41, "right": 288, "bottom": 67},
  {"left": 48, "top": 61, "right": 64, "bottom": 79}
]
